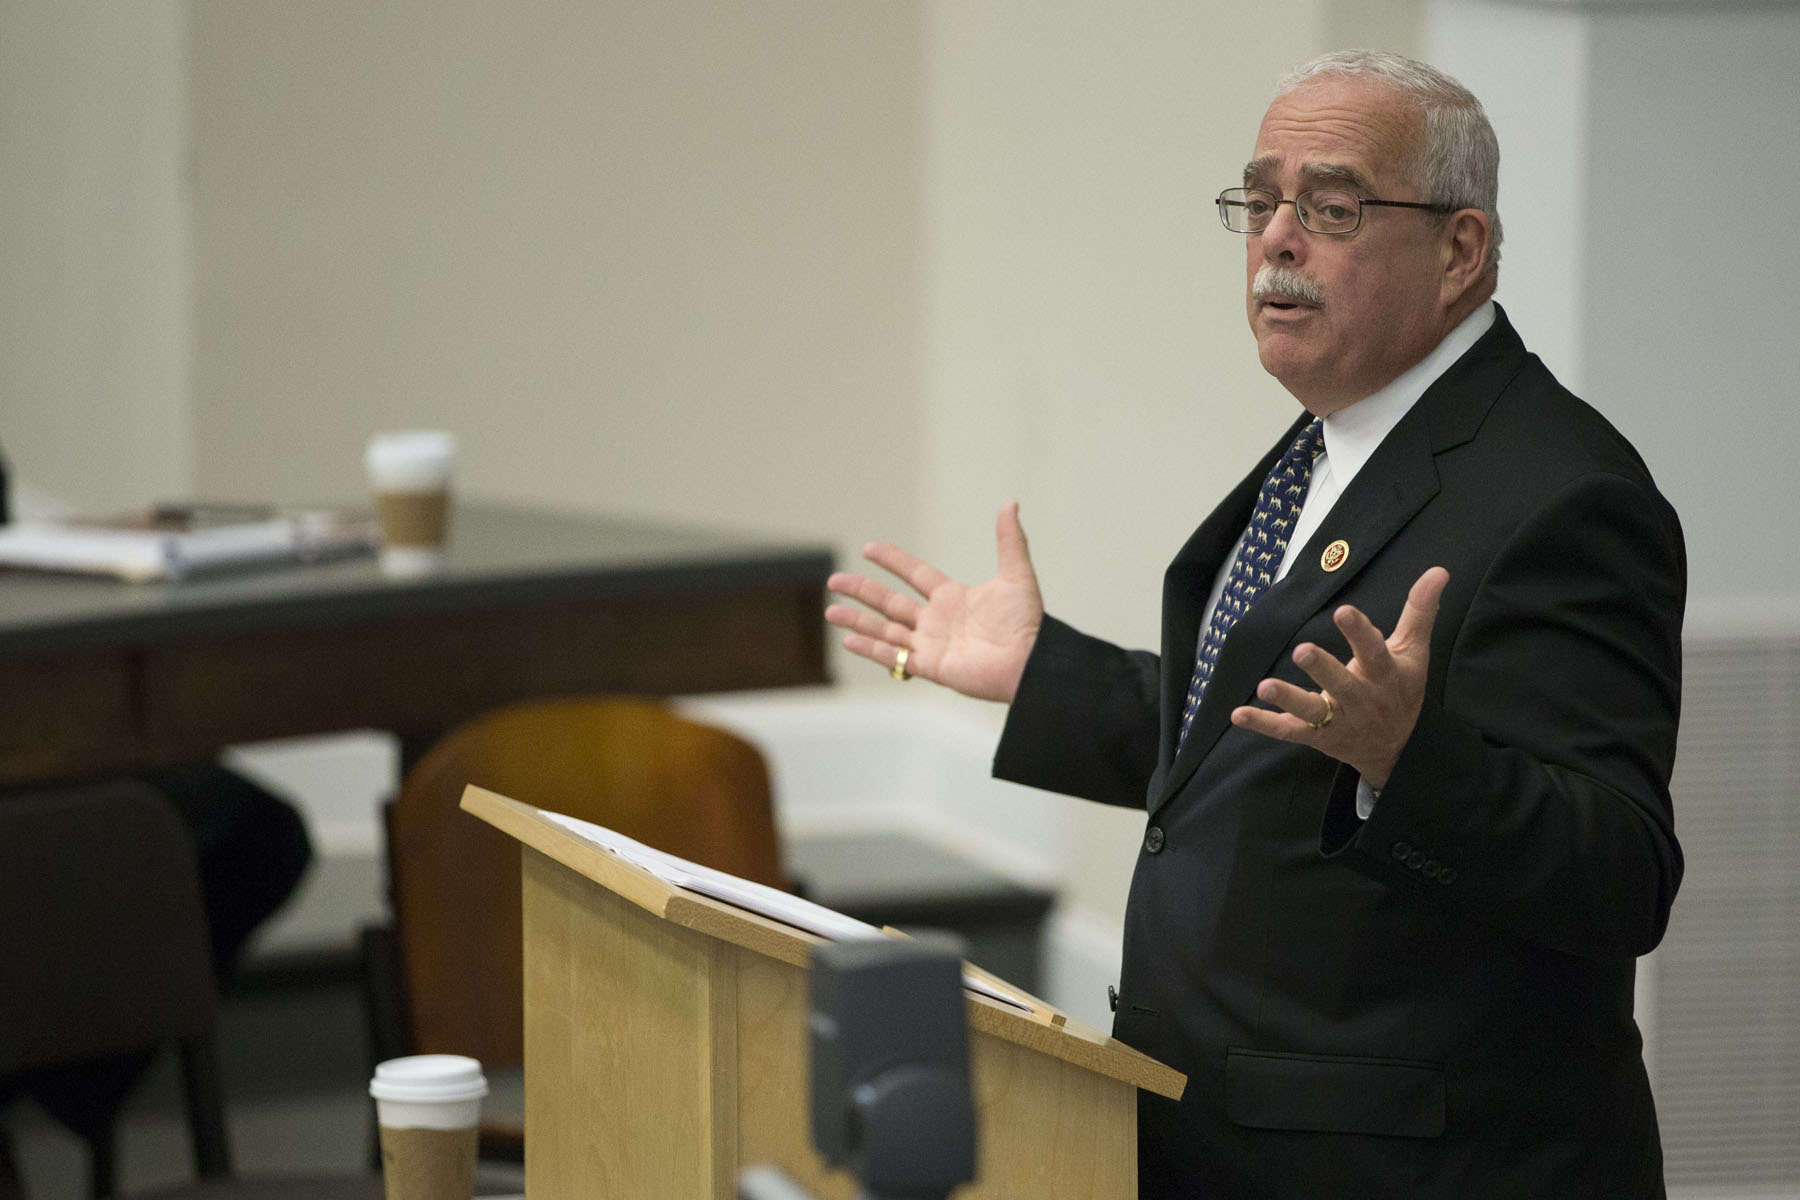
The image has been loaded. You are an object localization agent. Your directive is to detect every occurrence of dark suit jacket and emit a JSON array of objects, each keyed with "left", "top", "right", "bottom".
[{"left": 993, "top": 307, "right": 1685, "bottom": 1199}]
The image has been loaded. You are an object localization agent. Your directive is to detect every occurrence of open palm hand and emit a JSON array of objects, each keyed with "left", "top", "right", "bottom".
[{"left": 825, "top": 503, "right": 1043, "bottom": 703}]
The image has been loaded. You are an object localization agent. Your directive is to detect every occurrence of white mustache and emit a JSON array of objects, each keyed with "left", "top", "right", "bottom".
[{"left": 1253, "top": 265, "right": 1325, "bottom": 307}]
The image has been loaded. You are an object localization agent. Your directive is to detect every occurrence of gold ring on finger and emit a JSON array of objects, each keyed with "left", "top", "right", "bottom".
[{"left": 1308, "top": 693, "right": 1335, "bottom": 731}]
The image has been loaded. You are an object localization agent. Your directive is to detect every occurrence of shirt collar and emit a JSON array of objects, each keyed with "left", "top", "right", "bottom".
[{"left": 1321, "top": 300, "right": 1496, "bottom": 481}]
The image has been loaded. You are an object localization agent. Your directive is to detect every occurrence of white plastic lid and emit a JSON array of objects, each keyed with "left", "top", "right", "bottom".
[
  {"left": 368, "top": 1054, "right": 489, "bottom": 1104},
  {"left": 364, "top": 430, "right": 456, "bottom": 489}
]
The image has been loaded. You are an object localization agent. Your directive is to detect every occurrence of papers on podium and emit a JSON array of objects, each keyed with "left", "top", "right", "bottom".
[
  {"left": 540, "top": 810, "right": 1041, "bottom": 1016},
  {"left": 0, "top": 504, "right": 378, "bottom": 581}
]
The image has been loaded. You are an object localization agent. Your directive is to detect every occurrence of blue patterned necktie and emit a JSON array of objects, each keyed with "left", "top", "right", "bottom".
[{"left": 1178, "top": 418, "right": 1325, "bottom": 750}]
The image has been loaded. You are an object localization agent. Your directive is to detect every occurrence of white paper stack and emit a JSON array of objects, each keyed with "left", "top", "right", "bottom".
[
  {"left": 541, "top": 810, "right": 1037, "bottom": 1014},
  {"left": 0, "top": 508, "right": 377, "bottom": 581}
]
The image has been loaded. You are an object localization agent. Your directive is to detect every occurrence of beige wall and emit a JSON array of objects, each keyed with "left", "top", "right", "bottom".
[
  {"left": 188, "top": 2, "right": 925, "bottom": 563},
  {"left": 0, "top": 0, "right": 190, "bottom": 512}
]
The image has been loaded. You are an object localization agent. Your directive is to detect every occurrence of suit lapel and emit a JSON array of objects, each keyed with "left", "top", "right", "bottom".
[{"left": 1150, "top": 307, "right": 1528, "bottom": 813}]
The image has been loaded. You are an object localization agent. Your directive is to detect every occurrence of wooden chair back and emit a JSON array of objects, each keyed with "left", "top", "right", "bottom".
[{"left": 385, "top": 696, "right": 787, "bottom": 1078}]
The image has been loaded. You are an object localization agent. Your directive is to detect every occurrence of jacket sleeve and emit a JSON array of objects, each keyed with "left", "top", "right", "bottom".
[
  {"left": 1326, "top": 468, "right": 1686, "bottom": 960},
  {"left": 991, "top": 614, "right": 1162, "bottom": 810}
]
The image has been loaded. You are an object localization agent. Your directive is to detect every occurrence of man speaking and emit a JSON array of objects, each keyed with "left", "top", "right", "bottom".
[{"left": 827, "top": 50, "right": 1683, "bottom": 1199}]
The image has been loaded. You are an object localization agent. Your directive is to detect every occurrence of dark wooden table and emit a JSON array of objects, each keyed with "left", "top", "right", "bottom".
[{"left": 0, "top": 503, "right": 832, "bottom": 785}]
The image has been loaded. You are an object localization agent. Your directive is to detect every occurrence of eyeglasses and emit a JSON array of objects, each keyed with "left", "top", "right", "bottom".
[{"left": 1216, "top": 187, "right": 1452, "bottom": 236}]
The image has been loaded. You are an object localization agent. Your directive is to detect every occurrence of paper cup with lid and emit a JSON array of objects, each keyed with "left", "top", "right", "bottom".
[{"left": 369, "top": 1055, "right": 488, "bottom": 1200}]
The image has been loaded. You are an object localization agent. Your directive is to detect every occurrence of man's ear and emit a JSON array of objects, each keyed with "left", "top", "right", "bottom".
[{"left": 1439, "top": 208, "right": 1493, "bottom": 304}]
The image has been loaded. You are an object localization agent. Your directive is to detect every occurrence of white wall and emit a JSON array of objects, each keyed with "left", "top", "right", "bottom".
[
  {"left": 1585, "top": 8, "right": 1800, "bottom": 615},
  {"left": 0, "top": 0, "right": 192, "bottom": 509}
]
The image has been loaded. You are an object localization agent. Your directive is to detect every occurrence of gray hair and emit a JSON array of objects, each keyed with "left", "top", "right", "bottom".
[{"left": 1276, "top": 50, "right": 1503, "bottom": 273}]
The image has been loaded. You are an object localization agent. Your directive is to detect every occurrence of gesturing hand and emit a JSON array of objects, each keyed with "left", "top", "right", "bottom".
[
  {"left": 1230, "top": 566, "right": 1449, "bottom": 788},
  {"left": 825, "top": 502, "right": 1044, "bottom": 703}
]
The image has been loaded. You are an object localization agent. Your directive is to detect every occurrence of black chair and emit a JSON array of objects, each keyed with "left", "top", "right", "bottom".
[{"left": 0, "top": 780, "right": 379, "bottom": 1200}]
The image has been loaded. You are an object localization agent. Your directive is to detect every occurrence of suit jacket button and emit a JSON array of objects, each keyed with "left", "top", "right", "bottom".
[
  {"left": 1391, "top": 840, "right": 1412, "bottom": 862},
  {"left": 1144, "top": 825, "right": 1166, "bottom": 854},
  {"left": 1422, "top": 860, "right": 1441, "bottom": 879},
  {"left": 1406, "top": 850, "right": 1427, "bottom": 871},
  {"left": 1437, "top": 867, "right": 1458, "bottom": 885}
]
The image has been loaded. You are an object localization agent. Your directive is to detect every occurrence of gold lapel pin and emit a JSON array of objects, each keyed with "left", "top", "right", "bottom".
[{"left": 1321, "top": 539, "right": 1350, "bottom": 572}]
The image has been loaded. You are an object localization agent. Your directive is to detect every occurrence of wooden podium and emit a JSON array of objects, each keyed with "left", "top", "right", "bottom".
[{"left": 462, "top": 786, "right": 1186, "bottom": 1199}]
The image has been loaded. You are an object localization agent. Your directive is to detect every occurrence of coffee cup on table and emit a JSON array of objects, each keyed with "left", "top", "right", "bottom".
[
  {"left": 364, "top": 430, "right": 456, "bottom": 576},
  {"left": 369, "top": 1054, "right": 488, "bottom": 1200}
]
